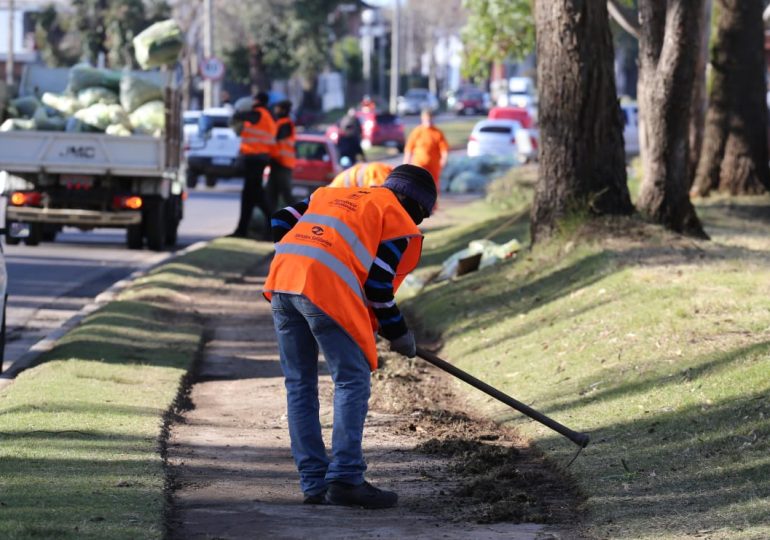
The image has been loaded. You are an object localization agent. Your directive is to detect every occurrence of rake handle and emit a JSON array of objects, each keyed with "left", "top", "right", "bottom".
[{"left": 416, "top": 347, "right": 590, "bottom": 448}]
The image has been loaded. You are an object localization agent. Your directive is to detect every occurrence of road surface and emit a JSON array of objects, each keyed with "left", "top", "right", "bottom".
[{"left": 1, "top": 181, "right": 242, "bottom": 372}]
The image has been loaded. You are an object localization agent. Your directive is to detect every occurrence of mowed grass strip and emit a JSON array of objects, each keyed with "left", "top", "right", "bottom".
[
  {"left": 0, "top": 238, "right": 271, "bottom": 540},
  {"left": 407, "top": 176, "right": 770, "bottom": 539}
]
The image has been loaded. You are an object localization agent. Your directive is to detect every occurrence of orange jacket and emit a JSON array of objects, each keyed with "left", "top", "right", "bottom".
[
  {"left": 240, "top": 106, "right": 276, "bottom": 156},
  {"left": 329, "top": 163, "right": 393, "bottom": 188},
  {"left": 272, "top": 117, "right": 296, "bottom": 168},
  {"left": 405, "top": 125, "right": 448, "bottom": 193},
  {"left": 263, "top": 187, "right": 422, "bottom": 370}
]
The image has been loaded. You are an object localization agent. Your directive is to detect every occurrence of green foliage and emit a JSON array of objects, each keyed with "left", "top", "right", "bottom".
[
  {"left": 37, "top": 0, "right": 171, "bottom": 69},
  {"left": 332, "top": 36, "right": 363, "bottom": 84},
  {"left": 461, "top": 0, "right": 535, "bottom": 81}
]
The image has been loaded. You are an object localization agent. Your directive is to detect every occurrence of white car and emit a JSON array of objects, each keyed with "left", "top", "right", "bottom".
[
  {"left": 185, "top": 107, "right": 242, "bottom": 189},
  {"left": 397, "top": 88, "right": 440, "bottom": 116},
  {"left": 182, "top": 110, "right": 201, "bottom": 143},
  {"left": 467, "top": 119, "right": 536, "bottom": 163},
  {"left": 622, "top": 103, "right": 640, "bottom": 157}
]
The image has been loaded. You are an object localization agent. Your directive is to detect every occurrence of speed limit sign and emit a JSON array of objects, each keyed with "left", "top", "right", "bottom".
[{"left": 200, "top": 57, "right": 225, "bottom": 81}]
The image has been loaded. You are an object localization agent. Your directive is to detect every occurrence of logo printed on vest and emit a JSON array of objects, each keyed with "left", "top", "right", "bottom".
[
  {"left": 347, "top": 190, "right": 370, "bottom": 200},
  {"left": 311, "top": 225, "right": 324, "bottom": 236}
]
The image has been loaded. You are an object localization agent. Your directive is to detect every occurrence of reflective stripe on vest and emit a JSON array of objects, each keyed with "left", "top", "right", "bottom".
[
  {"left": 274, "top": 243, "right": 365, "bottom": 304},
  {"left": 299, "top": 213, "right": 374, "bottom": 270}
]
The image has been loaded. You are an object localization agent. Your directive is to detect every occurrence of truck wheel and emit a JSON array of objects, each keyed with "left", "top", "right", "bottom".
[
  {"left": 165, "top": 196, "right": 181, "bottom": 247},
  {"left": 144, "top": 199, "right": 166, "bottom": 252},
  {"left": 126, "top": 225, "right": 143, "bottom": 249},
  {"left": 186, "top": 169, "right": 198, "bottom": 189},
  {"left": 204, "top": 175, "right": 217, "bottom": 188},
  {"left": 24, "top": 224, "right": 42, "bottom": 246},
  {"left": 5, "top": 222, "right": 20, "bottom": 246},
  {"left": 42, "top": 224, "right": 58, "bottom": 242}
]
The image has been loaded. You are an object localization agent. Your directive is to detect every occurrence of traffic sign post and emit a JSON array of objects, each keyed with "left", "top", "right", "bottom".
[{"left": 200, "top": 57, "right": 225, "bottom": 81}]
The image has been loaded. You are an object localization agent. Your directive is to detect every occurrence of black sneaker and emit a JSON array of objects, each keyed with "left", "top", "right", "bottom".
[
  {"left": 303, "top": 490, "right": 327, "bottom": 505},
  {"left": 325, "top": 480, "right": 398, "bottom": 509}
]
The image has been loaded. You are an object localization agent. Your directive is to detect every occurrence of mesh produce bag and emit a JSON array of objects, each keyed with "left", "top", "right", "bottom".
[
  {"left": 77, "top": 87, "right": 119, "bottom": 108},
  {"left": 133, "top": 19, "right": 184, "bottom": 69},
  {"left": 120, "top": 73, "right": 163, "bottom": 113},
  {"left": 129, "top": 100, "right": 165, "bottom": 134},
  {"left": 42, "top": 92, "right": 82, "bottom": 116},
  {"left": 67, "top": 64, "right": 122, "bottom": 93}
]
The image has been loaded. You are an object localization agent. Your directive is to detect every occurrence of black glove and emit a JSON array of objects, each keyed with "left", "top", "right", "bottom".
[{"left": 389, "top": 330, "right": 416, "bottom": 358}]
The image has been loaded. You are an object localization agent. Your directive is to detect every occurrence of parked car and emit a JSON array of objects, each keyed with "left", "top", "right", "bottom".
[
  {"left": 288, "top": 133, "right": 342, "bottom": 199},
  {"left": 622, "top": 103, "right": 640, "bottom": 157},
  {"left": 326, "top": 111, "right": 405, "bottom": 152},
  {"left": 397, "top": 88, "right": 440, "bottom": 116},
  {"left": 185, "top": 107, "right": 241, "bottom": 189},
  {"left": 486, "top": 107, "right": 539, "bottom": 162},
  {"left": 448, "top": 87, "right": 488, "bottom": 116},
  {"left": 182, "top": 110, "right": 201, "bottom": 143},
  {"left": 467, "top": 119, "right": 537, "bottom": 163}
]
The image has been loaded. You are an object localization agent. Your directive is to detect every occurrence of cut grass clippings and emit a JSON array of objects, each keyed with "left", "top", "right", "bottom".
[
  {"left": 406, "top": 175, "right": 770, "bottom": 539},
  {"left": 0, "top": 238, "right": 272, "bottom": 540}
]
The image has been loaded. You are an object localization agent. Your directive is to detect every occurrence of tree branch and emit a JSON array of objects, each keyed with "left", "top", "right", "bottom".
[{"left": 608, "top": 0, "right": 640, "bottom": 40}]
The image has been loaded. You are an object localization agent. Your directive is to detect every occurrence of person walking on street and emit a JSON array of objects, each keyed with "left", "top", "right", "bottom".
[
  {"left": 337, "top": 121, "right": 367, "bottom": 166},
  {"left": 230, "top": 91, "right": 275, "bottom": 239},
  {"left": 403, "top": 108, "right": 449, "bottom": 208},
  {"left": 329, "top": 162, "right": 392, "bottom": 188},
  {"left": 263, "top": 164, "right": 437, "bottom": 509},
  {"left": 267, "top": 100, "right": 296, "bottom": 209}
]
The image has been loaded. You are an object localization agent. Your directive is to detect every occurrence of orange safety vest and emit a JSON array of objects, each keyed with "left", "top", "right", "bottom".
[
  {"left": 240, "top": 106, "right": 276, "bottom": 156},
  {"left": 272, "top": 117, "right": 296, "bottom": 169},
  {"left": 263, "top": 186, "right": 423, "bottom": 370},
  {"left": 329, "top": 163, "right": 393, "bottom": 188}
]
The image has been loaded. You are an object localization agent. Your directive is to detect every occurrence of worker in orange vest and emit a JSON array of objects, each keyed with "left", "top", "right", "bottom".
[
  {"left": 329, "top": 162, "right": 392, "bottom": 188},
  {"left": 268, "top": 99, "right": 296, "bottom": 209},
  {"left": 403, "top": 108, "right": 448, "bottom": 207},
  {"left": 230, "top": 92, "right": 276, "bottom": 238},
  {"left": 264, "top": 164, "right": 437, "bottom": 509}
]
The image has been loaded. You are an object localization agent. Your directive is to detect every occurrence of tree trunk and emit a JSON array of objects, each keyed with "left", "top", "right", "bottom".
[
  {"left": 688, "top": 0, "right": 713, "bottom": 188},
  {"left": 637, "top": 0, "right": 707, "bottom": 239},
  {"left": 531, "top": 0, "right": 633, "bottom": 243},
  {"left": 692, "top": 0, "right": 769, "bottom": 196}
]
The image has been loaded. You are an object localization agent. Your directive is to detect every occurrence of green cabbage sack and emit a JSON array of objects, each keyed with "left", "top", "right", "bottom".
[
  {"left": 133, "top": 19, "right": 184, "bottom": 69},
  {"left": 0, "top": 118, "right": 35, "bottom": 131},
  {"left": 129, "top": 100, "right": 165, "bottom": 134},
  {"left": 32, "top": 108, "right": 66, "bottom": 131},
  {"left": 120, "top": 73, "right": 163, "bottom": 113},
  {"left": 8, "top": 95, "right": 42, "bottom": 118},
  {"left": 106, "top": 124, "right": 132, "bottom": 137},
  {"left": 74, "top": 103, "right": 132, "bottom": 131},
  {"left": 42, "top": 92, "right": 82, "bottom": 116},
  {"left": 67, "top": 64, "right": 122, "bottom": 94},
  {"left": 77, "top": 87, "right": 119, "bottom": 108}
]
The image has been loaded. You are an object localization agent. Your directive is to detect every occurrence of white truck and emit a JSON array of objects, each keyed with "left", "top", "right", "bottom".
[{"left": 0, "top": 66, "right": 185, "bottom": 251}]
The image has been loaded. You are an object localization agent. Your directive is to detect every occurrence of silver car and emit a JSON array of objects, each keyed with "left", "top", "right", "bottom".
[{"left": 397, "top": 88, "right": 440, "bottom": 116}]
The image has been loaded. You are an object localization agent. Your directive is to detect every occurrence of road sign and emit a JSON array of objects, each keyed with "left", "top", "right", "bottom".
[{"left": 200, "top": 57, "right": 225, "bottom": 81}]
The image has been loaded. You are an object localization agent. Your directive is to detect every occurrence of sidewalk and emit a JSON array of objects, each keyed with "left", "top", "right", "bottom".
[{"left": 165, "top": 255, "right": 570, "bottom": 539}]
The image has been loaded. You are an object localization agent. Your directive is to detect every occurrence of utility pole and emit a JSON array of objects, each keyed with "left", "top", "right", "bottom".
[
  {"left": 6, "top": 0, "right": 15, "bottom": 87},
  {"left": 388, "top": 0, "right": 400, "bottom": 114},
  {"left": 202, "top": 0, "right": 219, "bottom": 108}
]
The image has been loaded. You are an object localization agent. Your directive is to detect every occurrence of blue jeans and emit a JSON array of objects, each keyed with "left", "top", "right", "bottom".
[{"left": 270, "top": 292, "right": 371, "bottom": 496}]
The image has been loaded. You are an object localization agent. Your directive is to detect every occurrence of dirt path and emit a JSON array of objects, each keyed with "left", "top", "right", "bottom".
[{"left": 166, "top": 194, "right": 580, "bottom": 539}]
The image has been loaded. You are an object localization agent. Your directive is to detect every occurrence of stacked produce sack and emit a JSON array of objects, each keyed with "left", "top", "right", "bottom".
[{"left": 1, "top": 19, "right": 183, "bottom": 136}]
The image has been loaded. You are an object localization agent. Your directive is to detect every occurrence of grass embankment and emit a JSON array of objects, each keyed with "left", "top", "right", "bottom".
[
  {"left": 0, "top": 238, "right": 271, "bottom": 540},
  {"left": 407, "top": 171, "right": 770, "bottom": 539}
]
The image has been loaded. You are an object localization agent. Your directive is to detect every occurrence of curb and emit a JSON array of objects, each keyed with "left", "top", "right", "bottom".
[{"left": 0, "top": 240, "right": 210, "bottom": 390}]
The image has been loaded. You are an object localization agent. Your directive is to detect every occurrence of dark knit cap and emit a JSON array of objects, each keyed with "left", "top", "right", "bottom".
[{"left": 383, "top": 164, "right": 437, "bottom": 216}]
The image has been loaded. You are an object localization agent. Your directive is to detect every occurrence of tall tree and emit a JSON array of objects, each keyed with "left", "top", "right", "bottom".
[
  {"left": 461, "top": 0, "right": 533, "bottom": 82},
  {"left": 530, "top": 0, "right": 633, "bottom": 242},
  {"left": 692, "top": 0, "right": 770, "bottom": 196},
  {"left": 636, "top": 0, "right": 707, "bottom": 238}
]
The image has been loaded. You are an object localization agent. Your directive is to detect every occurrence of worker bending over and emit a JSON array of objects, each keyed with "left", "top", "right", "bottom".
[{"left": 263, "top": 164, "right": 437, "bottom": 509}]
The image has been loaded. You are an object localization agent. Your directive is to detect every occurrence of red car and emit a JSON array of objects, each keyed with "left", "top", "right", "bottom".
[
  {"left": 286, "top": 133, "right": 341, "bottom": 199},
  {"left": 488, "top": 106, "right": 535, "bottom": 129},
  {"left": 326, "top": 111, "right": 405, "bottom": 152}
]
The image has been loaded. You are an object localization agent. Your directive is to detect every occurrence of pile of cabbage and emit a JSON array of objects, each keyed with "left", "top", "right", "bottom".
[{"left": 1, "top": 19, "right": 182, "bottom": 137}]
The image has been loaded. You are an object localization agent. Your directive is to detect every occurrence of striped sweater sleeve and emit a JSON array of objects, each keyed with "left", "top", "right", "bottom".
[
  {"left": 271, "top": 198, "right": 309, "bottom": 242},
  {"left": 365, "top": 238, "right": 409, "bottom": 340}
]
